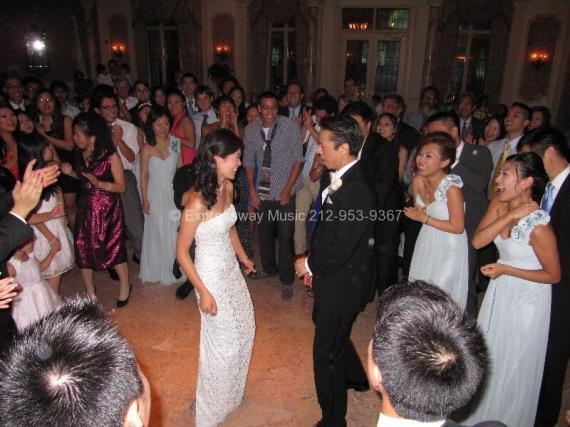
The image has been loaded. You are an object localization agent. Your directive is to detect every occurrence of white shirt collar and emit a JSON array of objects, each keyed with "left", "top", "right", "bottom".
[
  {"left": 9, "top": 100, "right": 25, "bottom": 110},
  {"left": 330, "top": 158, "right": 359, "bottom": 182},
  {"left": 377, "top": 413, "right": 446, "bottom": 427},
  {"left": 460, "top": 117, "right": 472, "bottom": 127}
]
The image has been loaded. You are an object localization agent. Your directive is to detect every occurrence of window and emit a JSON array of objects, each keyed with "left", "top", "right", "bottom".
[
  {"left": 375, "top": 9, "right": 409, "bottom": 30},
  {"left": 374, "top": 40, "right": 400, "bottom": 94},
  {"left": 342, "top": 9, "right": 374, "bottom": 30},
  {"left": 450, "top": 22, "right": 491, "bottom": 99},
  {"left": 268, "top": 18, "right": 296, "bottom": 94},
  {"left": 146, "top": 22, "right": 180, "bottom": 86}
]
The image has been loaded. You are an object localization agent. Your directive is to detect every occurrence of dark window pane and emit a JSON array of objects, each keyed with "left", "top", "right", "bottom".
[
  {"left": 375, "top": 9, "right": 409, "bottom": 30},
  {"left": 345, "top": 40, "right": 369, "bottom": 91},
  {"left": 374, "top": 40, "right": 400, "bottom": 95},
  {"left": 342, "top": 8, "right": 373, "bottom": 30},
  {"left": 163, "top": 29, "right": 180, "bottom": 86},
  {"left": 147, "top": 28, "right": 162, "bottom": 86},
  {"left": 270, "top": 31, "right": 285, "bottom": 92},
  {"left": 450, "top": 34, "right": 467, "bottom": 96},
  {"left": 287, "top": 31, "right": 297, "bottom": 82},
  {"left": 466, "top": 35, "right": 489, "bottom": 98}
]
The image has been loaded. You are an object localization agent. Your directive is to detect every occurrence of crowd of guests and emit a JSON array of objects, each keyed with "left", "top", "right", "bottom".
[{"left": 0, "top": 61, "right": 569, "bottom": 427}]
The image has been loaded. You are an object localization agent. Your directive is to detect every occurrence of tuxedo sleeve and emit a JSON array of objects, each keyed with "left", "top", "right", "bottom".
[
  {"left": 0, "top": 213, "right": 33, "bottom": 263},
  {"left": 453, "top": 146, "right": 493, "bottom": 193},
  {"left": 0, "top": 193, "right": 14, "bottom": 218},
  {"left": 372, "top": 142, "right": 399, "bottom": 210},
  {"left": 308, "top": 181, "right": 373, "bottom": 276}
]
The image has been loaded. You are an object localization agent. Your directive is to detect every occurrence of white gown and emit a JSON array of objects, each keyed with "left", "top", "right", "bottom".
[
  {"left": 10, "top": 255, "right": 61, "bottom": 331},
  {"left": 464, "top": 210, "right": 551, "bottom": 426},
  {"left": 409, "top": 174, "right": 469, "bottom": 309},
  {"left": 32, "top": 194, "right": 75, "bottom": 278},
  {"left": 194, "top": 204, "right": 255, "bottom": 427},
  {"left": 139, "top": 137, "right": 182, "bottom": 285}
]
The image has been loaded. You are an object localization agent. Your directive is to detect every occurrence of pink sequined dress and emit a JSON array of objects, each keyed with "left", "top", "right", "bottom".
[
  {"left": 74, "top": 153, "right": 127, "bottom": 270},
  {"left": 171, "top": 112, "right": 196, "bottom": 165}
]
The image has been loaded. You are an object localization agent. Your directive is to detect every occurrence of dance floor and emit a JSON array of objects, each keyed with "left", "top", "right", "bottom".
[{"left": 58, "top": 253, "right": 569, "bottom": 426}]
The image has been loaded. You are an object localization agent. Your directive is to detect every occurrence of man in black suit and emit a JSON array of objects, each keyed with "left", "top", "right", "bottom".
[
  {"left": 525, "top": 129, "right": 570, "bottom": 427},
  {"left": 278, "top": 80, "right": 305, "bottom": 125},
  {"left": 455, "top": 93, "right": 485, "bottom": 144},
  {"left": 426, "top": 113, "right": 493, "bottom": 315},
  {"left": 343, "top": 102, "right": 403, "bottom": 295},
  {"left": 295, "top": 115, "right": 375, "bottom": 426},
  {"left": 382, "top": 93, "right": 419, "bottom": 153},
  {"left": 367, "top": 280, "right": 505, "bottom": 427}
]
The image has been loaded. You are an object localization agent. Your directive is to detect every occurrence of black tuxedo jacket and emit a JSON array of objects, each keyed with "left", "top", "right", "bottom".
[
  {"left": 309, "top": 163, "right": 375, "bottom": 310},
  {"left": 397, "top": 121, "right": 420, "bottom": 153},
  {"left": 451, "top": 143, "right": 493, "bottom": 238},
  {"left": 359, "top": 132, "right": 404, "bottom": 213}
]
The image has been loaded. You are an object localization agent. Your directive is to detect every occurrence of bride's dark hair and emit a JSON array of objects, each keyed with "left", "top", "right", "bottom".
[
  {"left": 506, "top": 152, "right": 548, "bottom": 203},
  {"left": 193, "top": 128, "right": 244, "bottom": 209}
]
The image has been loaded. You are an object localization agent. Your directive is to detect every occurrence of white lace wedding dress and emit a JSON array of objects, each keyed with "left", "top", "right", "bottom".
[
  {"left": 194, "top": 204, "right": 255, "bottom": 427},
  {"left": 464, "top": 210, "right": 551, "bottom": 426}
]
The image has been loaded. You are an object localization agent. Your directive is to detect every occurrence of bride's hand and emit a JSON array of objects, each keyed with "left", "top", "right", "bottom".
[
  {"left": 509, "top": 202, "right": 539, "bottom": 221},
  {"left": 480, "top": 263, "right": 506, "bottom": 280},
  {"left": 199, "top": 291, "right": 217, "bottom": 316},
  {"left": 240, "top": 258, "right": 256, "bottom": 275},
  {"left": 403, "top": 206, "right": 428, "bottom": 223}
]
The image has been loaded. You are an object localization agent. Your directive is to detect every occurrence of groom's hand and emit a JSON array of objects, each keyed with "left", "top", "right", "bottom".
[{"left": 295, "top": 257, "right": 308, "bottom": 277}]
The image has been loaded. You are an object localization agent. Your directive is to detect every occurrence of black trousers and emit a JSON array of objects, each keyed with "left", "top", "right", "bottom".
[
  {"left": 0, "top": 309, "right": 17, "bottom": 354},
  {"left": 374, "top": 220, "right": 400, "bottom": 294},
  {"left": 312, "top": 301, "right": 367, "bottom": 427},
  {"left": 535, "top": 284, "right": 570, "bottom": 427},
  {"left": 258, "top": 199, "right": 295, "bottom": 286}
]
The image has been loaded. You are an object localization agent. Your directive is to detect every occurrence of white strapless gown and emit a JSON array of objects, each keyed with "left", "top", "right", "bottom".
[{"left": 194, "top": 204, "right": 255, "bottom": 427}]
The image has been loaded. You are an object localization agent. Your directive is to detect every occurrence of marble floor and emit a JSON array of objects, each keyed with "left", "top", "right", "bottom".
[{"left": 57, "top": 257, "right": 569, "bottom": 426}]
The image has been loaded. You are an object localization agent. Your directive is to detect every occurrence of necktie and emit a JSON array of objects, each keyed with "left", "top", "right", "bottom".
[
  {"left": 488, "top": 138, "right": 512, "bottom": 198},
  {"left": 308, "top": 192, "right": 322, "bottom": 236},
  {"left": 257, "top": 125, "right": 278, "bottom": 201},
  {"left": 461, "top": 121, "right": 467, "bottom": 139},
  {"left": 541, "top": 182, "right": 555, "bottom": 213},
  {"left": 201, "top": 114, "right": 208, "bottom": 127}
]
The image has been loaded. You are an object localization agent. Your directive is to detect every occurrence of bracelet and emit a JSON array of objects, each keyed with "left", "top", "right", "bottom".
[{"left": 424, "top": 216, "right": 430, "bottom": 225}]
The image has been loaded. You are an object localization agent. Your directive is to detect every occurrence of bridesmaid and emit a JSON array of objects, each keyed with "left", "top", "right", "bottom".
[
  {"left": 167, "top": 89, "right": 196, "bottom": 165},
  {"left": 61, "top": 112, "right": 130, "bottom": 307},
  {"left": 465, "top": 153, "right": 560, "bottom": 426}
]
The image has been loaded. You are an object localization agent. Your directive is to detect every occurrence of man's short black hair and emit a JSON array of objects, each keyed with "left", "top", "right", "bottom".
[
  {"left": 313, "top": 95, "right": 338, "bottom": 116},
  {"left": 196, "top": 85, "right": 214, "bottom": 98},
  {"left": 91, "top": 84, "right": 118, "bottom": 109},
  {"left": 286, "top": 80, "right": 304, "bottom": 94},
  {"left": 342, "top": 101, "right": 375, "bottom": 124},
  {"left": 372, "top": 281, "right": 487, "bottom": 421},
  {"left": 511, "top": 101, "right": 532, "bottom": 121},
  {"left": 320, "top": 114, "right": 364, "bottom": 155},
  {"left": 0, "top": 296, "right": 143, "bottom": 426},
  {"left": 383, "top": 93, "right": 407, "bottom": 113},
  {"left": 49, "top": 80, "right": 69, "bottom": 93},
  {"left": 426, "top": 111, "right": 460, "bottom": 130},
  {"left": 259, "top": 91, "right": 279, "bottom": 104},
  {"left": 181, "top": 72, "right": 198, "bottom": 85},
  {"left": 526, "top": 127, "right": 570, "bottom": 161}
]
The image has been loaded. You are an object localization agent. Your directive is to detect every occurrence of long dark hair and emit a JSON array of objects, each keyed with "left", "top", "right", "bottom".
[
  {"left": 33, "top": 89, "right": 66, "bottom": 139},
  {"left": 17, "top": 133, "right": 57, "bottom": 200},
  {"left": 144, "top": 106, "right": 171, "bottom": 147},
  {"left": 192, "top": 129, "right": 243, "bottom": 209},
  {"left": 0, "top": 105, "right": 16, "bottom": 164},
  {"left": 505, "top": 152, "right": 548, "bottom": 203},
  {"left": 72, "top": 112, "right": 115, "bottom": 166}
]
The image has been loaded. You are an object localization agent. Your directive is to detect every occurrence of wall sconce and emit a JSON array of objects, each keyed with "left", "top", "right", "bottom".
[
  {"left": 111, "top": 42, "right": 126, "bottom": 58},
  {"left": 528, "top": 49, "right": 551, "bottom": 69},
  {"left": 25, "top": 30, "right": 49, "bottom": 73},
  {"left": 214, "top": 42, "right": 232, "bottom": 60}
]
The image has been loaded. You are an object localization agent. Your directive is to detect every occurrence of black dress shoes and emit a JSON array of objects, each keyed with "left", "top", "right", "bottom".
[
  {"left": 175, "top": 280, "right": 194, "bottom": 300},
  {"left": 108, "top": 269, "right": 119, "bottom": 281}
]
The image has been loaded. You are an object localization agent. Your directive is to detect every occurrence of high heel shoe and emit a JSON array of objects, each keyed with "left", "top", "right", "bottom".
[{"left": 116, "top": 284, "right": 133, "bottom": 308}]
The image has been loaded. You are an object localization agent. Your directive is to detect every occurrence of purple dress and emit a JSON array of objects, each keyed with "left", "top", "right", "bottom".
[{"left": 74, "top": 153, "right": 127, "bottom": 270}]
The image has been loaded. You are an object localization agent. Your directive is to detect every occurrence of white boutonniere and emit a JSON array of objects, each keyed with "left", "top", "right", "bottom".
[{"left": 329, "top": 178, "right": 343, "bottom": 194}]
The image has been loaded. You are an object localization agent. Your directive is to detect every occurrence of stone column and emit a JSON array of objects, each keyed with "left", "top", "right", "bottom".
[
  {"left": 422, "top": 0, "right": 443, "bottom": 87},
  {"left": 80, "top": 0, "right": 97, "bottom": 80}
]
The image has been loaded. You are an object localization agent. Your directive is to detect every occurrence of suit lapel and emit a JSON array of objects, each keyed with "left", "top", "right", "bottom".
[{"left": 550, "top": 173, "right": 570, "bottom": 218}]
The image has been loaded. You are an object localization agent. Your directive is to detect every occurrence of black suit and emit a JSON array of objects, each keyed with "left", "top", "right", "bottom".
[
  {"left": 278, "top": 104, "right": 305, "bottom": 119},
  {"left": 359, "top": 132, "right": 404, "bottom": 294},
  {"left": 309, "top": 162, "right": 374, "bottom": 426},
  {"left": 451, "top": 143, "right": 493, "bottom": 315},
  {"left": 397, "top": 121, "right": 419, "bottom": 153},
  {"left": 535, "top": 172, "right": 570, "bottom": 427}
]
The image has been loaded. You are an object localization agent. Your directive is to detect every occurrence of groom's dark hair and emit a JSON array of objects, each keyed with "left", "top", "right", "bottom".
[
  {"left": 320, "top": 114, "right": 364, "bottom": 155},
  {"left": 0, "top": 296, "right": 144, "bottom": 426},
  {"left": 371, "top": 281, "right": 487, "bottom": 421}
]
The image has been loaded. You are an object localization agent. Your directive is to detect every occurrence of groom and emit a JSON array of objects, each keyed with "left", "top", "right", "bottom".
[{"left": 295, "top": 115, "right": 375, "bottom": 426}]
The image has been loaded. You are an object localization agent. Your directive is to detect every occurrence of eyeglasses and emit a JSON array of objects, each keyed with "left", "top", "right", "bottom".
[
  {"left": 100, "top": 104, "right": 118, "bottom": 111},
  {"left": 39, "top": 98, "right": 54, "bottom": 103}
]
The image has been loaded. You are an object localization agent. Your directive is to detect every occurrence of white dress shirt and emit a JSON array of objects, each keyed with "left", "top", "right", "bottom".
[
  {"left": 547, "top": 165, "right": 570, "bottom": 204},
  {"left": 376, "top": 413, "right": 445, "bottom": 427},
  {"left": 9, "top": 100, "right": 25, "bottom": 111},
  {"left": 113, "top": 119, "right": 139, "bottom": 172}
]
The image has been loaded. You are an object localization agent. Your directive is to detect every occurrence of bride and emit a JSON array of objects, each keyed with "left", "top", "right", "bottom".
[{"left": 176, "top": 129, "right": 256, "bottom": 426}]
